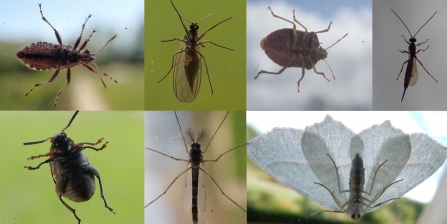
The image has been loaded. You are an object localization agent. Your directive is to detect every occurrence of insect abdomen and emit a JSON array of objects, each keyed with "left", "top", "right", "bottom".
[
  {"left": 16, "top": 42, "right": 80, "bottom": 70},
  {"left": 63, "top": 172, "right": 96, "bottom": 202}
]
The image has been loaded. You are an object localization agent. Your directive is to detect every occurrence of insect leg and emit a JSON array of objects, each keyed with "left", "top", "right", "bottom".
[
  {"left": 55, "top": 175, "right": 81, "bottom": 224},
  {"left": 53, "top": 68, "right": 72, "bottom": 107},
  {"left": 73, "top": 14, "right": 92, "bottom": 50},
  {"left": 198, "top": 40, "right": 234, "bottom": 51},
  {"left": 25, "top": 69, "right": 60, "bottom": 97},
  {"left": 146, "top": 147, "right": 190, "bottom": 162},
  {"left": 314, "top": 22, "right": 332, "bottom": 34},
  {"left": 78, "top": 29, "right": 97, "bottom": 51},
  {"left": 86, "top": 165, "right": 116, "bottom": 214},
  {"left": 75, "top": 138, "right": 106, "bottom": 147},
  {"left": 202, "top": 111, "right": 229, "bottom": 153},
  {"left": 415, "top": 39, "right": 429, "bottom": 47},
  {"left": 78, "top": 141, "right": 109, "bottom": 152},
  {"left": 81, "top": 62, "right": 118, "bottom": 87},
  {"left": 38, "top": 3, "right": 62, "bottom": 46},
  {"left": 414, "top": 55, "right": 438, "bottom": 82},
  {"left": 397, "top": 59, "right": 409, "bottom": 80},
  {"left": 196, "top": 50, "right": 213, "bottom": 95},
  {"left": 197, "top": 17, "right": 233, "bottom": 41},
  {"left": 198, "top": 166, "right": 246, "bottom": 212},
  {"left": 145, "top": 166, "right": 192, "bottom": 208},
  {"left": 267, "top": 7, "right": 301, "bottom": 50},
  {"left": 362, "top": 179, "right": 403, "bottom": 213},
  {"left": 24, "top": 156, "right": 56, "bottom": 170},
  {"left": 415, "top": 46, "right": 429, "bottom": 54},
  {"left": 202, "top": 143, "right": 246, "bottom": 162},
  {"left": 158, "top": 48, "right": 187, "bottom": 83},
  {"left": 255, "top": 61, "right": 292, "bottom": 80},
  {"left": 307, "top": 56, "right": 330, "bottom": 83}
]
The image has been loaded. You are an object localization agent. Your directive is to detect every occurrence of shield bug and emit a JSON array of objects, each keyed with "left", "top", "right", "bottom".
[
  {"left": 16, "top": 4, "right": 118, "bottom": 107},
  {"left": 24, "top": 111, "right": 115, "bottom": 224},
  {"left": 157, "top": 0, "right": 234, "bottom": 102},
  {"left": 390, "top": 9, "right": 438, "bottom": 102},
  {"left": 255, "top": 7, "right": 348, "bottom": 92}
]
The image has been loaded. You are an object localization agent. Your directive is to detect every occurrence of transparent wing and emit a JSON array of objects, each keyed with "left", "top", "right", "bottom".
[
  {"left": 173, "top": 42, "right": 202, "bottom": 102},
  {"left": 198, "top": 162, "right": 207, "bottom": 213},
  {"left": 409, "top": 58, "right": 419, "bottom": 86},
  {"left": 182, "top": 162, "right": 192, "bottom": 212}
]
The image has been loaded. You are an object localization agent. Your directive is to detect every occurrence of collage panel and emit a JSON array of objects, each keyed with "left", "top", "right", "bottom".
[
  {"left": 247, "top": 0, "right": 372, "bottom": 110},
  {"left": 0, "top": 111, "right": 143, "bottom": 223},
  {"left": 246, "top": 111, "right": 447, "bottom": 223},
  {"left": 145, "top": 1, "right": 246, "bottom": 111},
  {"left": 145, "top": 111, "right": 246, "bottom": 224},
  {"left": 373, "top": 0, "right": 447, "bottom": 110},
  {"left": 0, "top": 1, "right": 144, "bottom": 110}
]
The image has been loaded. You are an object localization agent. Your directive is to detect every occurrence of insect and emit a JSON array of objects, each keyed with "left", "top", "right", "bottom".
[
  {"left": 145, "top": 111, "right": 246, "bottom": 224},
  {"left": 24, "top": 111, "right": 115, "bottom": 224},
  {"left": 16, "top": 4, "right": 118, "bottom": 107},
  {"left": 247, "top": 115, "right": 447, "bottom": 220},
  {"left": 255, "top": 7, "right": 348, "bottom": 92},
  {"left": 391, "top": 9, "right": 438, "bottom": 102},
  {"left": 157, "top": 0, "right": 234, "bottom": 102}
]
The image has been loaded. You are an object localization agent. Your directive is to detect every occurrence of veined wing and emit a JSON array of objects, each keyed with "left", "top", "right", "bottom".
[
  {"left": 198, "top": 162, "right": 207, "bottom": 213},
  {"left": 173, "top": 41, "right": 202, "bottom": 102},
  {"left": 182, "top": 162, "right": 192, "bottom": 212},
  {"left": 409, "top": 58, "right": 419, "bottom": 86}
]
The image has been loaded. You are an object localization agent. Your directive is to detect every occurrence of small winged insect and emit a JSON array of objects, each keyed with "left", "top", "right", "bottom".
[
  {"left": 16, "top": 4, "right": 118, "bottom": 107},
  {"left": 256, "top": 7, "right": 348, "bottom": 92},
  {"left": 24, "top": 111, "right": 115, "bottom": 224},
  {"left": 391, "top": 9, "right": 438, "bottom": 102},
  {"left": 145, "top": 111, "right": 246, "bottom": 224},
  {"left": 247, "top": 115, "right": 447, "bottom": 220},
  {"left": 158, "top": 1, "right": 234, "bottom": 102}
]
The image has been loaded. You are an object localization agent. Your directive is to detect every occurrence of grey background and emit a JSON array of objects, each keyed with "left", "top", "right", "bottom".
[{"left": 373, "top": 0, "right": 447, "bottom": 110}]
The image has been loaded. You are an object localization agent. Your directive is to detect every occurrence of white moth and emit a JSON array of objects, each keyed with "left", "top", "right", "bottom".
[{"left": 247, "top": 115, "right": 447, "bottom": 219}]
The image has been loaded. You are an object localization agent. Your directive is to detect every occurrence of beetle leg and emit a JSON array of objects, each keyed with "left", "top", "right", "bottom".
[
  {"left": 53, "top": 68, "right": 71, "bottom": 107},
  {"left": 86, "top": 164, "right": 116, "bottom": 214},
  {"left": 26, "top": 151, "right": 56, "bottom": 160},
  {"left": 82, "top": 141, "right": 109, "bottom": 152},
  {"left": 76, "top": 138, "right": 105, "bottom": 147},
  {"left": 26, "top": 69, "right": 60, "bottom": 97},
  {"left": 58, "top": 194, "right": 81, "bottom": 224},
  {"left": 38, "top": 3, "right": 62, "bottom": 46},
  {"left": 24, "top": 156, "right": 56, "bottom": 170}
]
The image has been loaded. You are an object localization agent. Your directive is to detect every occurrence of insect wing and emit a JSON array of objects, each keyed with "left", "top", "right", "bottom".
[
  {"left": 409, "top": 58, "right": 419, "bottom": 86},
  {"left": 198, "top": 162, "right": 207, "bottom": 213},
  {"left": 173, "top": 41, "right": 202, "bottom": 102},
  {"left": 182, "top": 162, "right": 192, "bottom": 212}
]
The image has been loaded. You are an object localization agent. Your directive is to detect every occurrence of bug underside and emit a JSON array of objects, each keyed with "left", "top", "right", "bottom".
[{"left": 262, "top": 29, "right": 326, "bottom": 69}]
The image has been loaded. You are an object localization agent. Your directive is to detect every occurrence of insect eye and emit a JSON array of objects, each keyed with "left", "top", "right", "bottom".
[
  {"left": 190, "top": 24, "right": 199, "bottom": 30},
  {"left": 84, "top": 50, "right": 90, "bottom": 54}
]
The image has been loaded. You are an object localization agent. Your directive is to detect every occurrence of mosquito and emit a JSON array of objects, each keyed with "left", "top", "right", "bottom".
[
  {"left": 158, "top": 0, "right": 234, "bottom": 102},
  {"left": 391, "top": 9, "right": 438, "bottom": 102},
  {"left": 145, "top": 111, "right": 246, "bottom": 224}
]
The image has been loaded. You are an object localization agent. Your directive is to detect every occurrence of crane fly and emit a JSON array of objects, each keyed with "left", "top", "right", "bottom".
[
  {"left": 157, "top": 0, "right": 234, "bottom": 102},
  {"left": 145, "top": 111, "right": 246, "bottom": 224},
  {"left": 391, "top": 9, "right": 438, "bottom": 102}
]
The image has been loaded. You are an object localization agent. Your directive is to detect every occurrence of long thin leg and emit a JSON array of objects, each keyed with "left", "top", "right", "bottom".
[
  {"left": 24, "top": 156, "right": 55, "bottom": 170},
  {"left": 414, "top": 55, "right": 438, "bottom": 82},
  {"left": 73, "top": 14, "right": 92, "bottom": 50},
  {"left": 81, "top": 63, "right": 118, "bottom": 86},
  {"left": 87, "top": 165, "right": 115, "bottom": 214},
  {"left": 158, "top": 48, "right": 188, "bottom": 83},
  {"left": 198, "top": 166, "right": 246, "bottom": 212},
  {"left": 59, "top": 196, "right": 81, "bottom": 224},
  {"left": 26, "top": 69, "right": 60, "bottom": 97},
  {"left": 197, "top": 40, "right": 234, "bottom": 51},
  {"left": 197, "top": 17, "right": 233, "bottom": 41},
  {"left": 397, "top": 59, "right": 409, "bottom": 80},
  {"left": 54, "top": 68, "right": 71, "bottom": 107},
  {"left": 195, "top": 50, "right": 213, "bottom": 95},
  {"left": 38, "top": 3, "right": 62, "bottom": 46},
  {"left": 203, "top": 112, "right": 229, "bottom": 152},
  {"left": 145, "top": 166, "right": 192, "bottom": 208}
]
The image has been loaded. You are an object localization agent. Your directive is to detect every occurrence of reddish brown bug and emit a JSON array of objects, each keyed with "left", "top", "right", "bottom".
[
  {"left": 255, "top": 7, "right": 348, "bottom": 92},
  {"left": 16, "top": 3, "right": 118, "bottom": 107},
  {"left": 391, "top": 9, "right": 438, "bottom": 102}
]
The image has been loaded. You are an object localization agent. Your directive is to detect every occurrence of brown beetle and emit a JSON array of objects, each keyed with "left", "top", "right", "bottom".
[
  {"left": 24, "top": 111, "right": 115, "bottom": 223},
  {"left": 16, "top": 4, "right": 118, "bottom": 107},
  {"left": 256, "top": 7, "right": 347, "bottom": 92}
]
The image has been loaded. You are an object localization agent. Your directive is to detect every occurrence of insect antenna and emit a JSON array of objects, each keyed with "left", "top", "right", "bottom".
[
  {"left": 325, "top": 33, "right": 348, "bottom": 51},
  {"left": 93, "top": 35, "right": 118, "bottom": 55},
  {"left": 414, "top": 11, "right": 437, "bottom": 37},
  {"left": 175, "top": 111, "right": 189, "bottom": 153},
  {"left": 390, "top": 9, "right": 413, "bottom": 37},
  {"left": 23, "top": 111, "right": 79, "bottom": 146}
]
